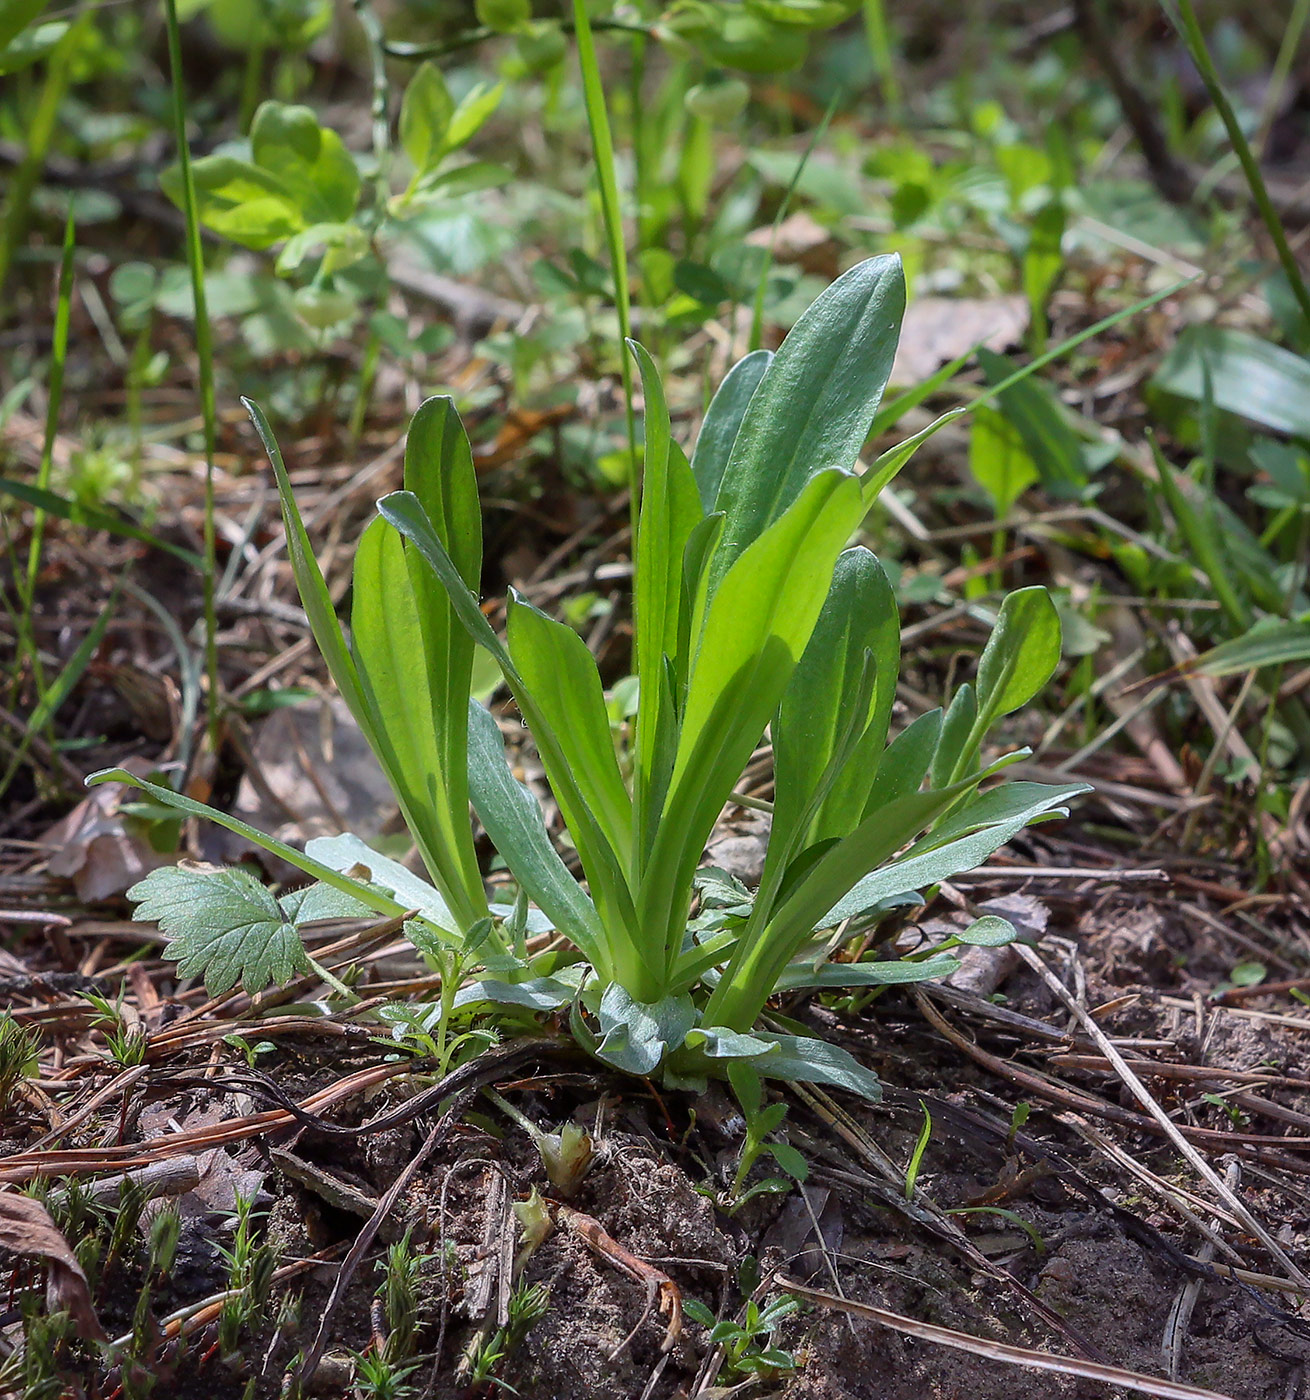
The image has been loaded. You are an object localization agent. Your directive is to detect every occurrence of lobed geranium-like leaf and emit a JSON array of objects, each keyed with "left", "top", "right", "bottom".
[{"left": 128, "top": 865, "right": 369, "bottom": 995}]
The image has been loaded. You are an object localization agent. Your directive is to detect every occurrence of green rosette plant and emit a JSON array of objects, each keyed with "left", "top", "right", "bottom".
[{"left": 100, "top": 254, "right": 1084, "bottom": 1098}]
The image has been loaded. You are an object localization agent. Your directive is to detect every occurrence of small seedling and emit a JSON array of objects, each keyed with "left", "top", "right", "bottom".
[
  {"left": 350, "top": 1349, "right": 422, "bottom": 1400},
  {"left": 903, "top": 1099, "right": 932, "bottom": 1199},
  {"left": 684, "top": 1293, "right": 803, "bottom": 1380},
  {"left": 726, "top": 1063, "right": 807, "bottom": 1210},
  {"left": 78, "top": 987, "right": 146, "bottom": 1066},
  {"left": 376, "top": 1231, "right": 421, "bottom": 1363},
  {"left": 216, "top": 1191, "right": 276, "bottom": 1358},
  {"left": 0, "top": 1012, "right": 39, "bottom": 1102},
  {"left": 484, "top": 1088, "right": 595, "bottom": 1197}
]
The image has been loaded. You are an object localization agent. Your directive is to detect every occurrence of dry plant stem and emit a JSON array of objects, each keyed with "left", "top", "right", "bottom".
[
  {"left": 1063, "top": 1115, "right": 1246, "bottom": 1242},
  {"left": 914, "top": 988, "right": 1310, "bottom": 1171},
  {"left": 553, "top": 1203, "right": 683, "bottom": 1356},
  {"left": 777, "top": 1276, "right": 1240, "bottom": 1400},
  {"left": 788, "top": 1079, "right": 1107, "bottom": 1361},
  {"left": 48, "top": 1156, "right": 201, "bottom": 1208},
  {"left": 27, "top": 1064, "right": 148, "bottom": 1151},
  {"left": 1012, "top": 941, "right": 1310, "bottom": 1289},
  {"left": 0, "top": 1060, "right": 410, "bottom": 1183},
  {"left": 1162, "top": 1160, "right": 1239, "bottom": 1380}
]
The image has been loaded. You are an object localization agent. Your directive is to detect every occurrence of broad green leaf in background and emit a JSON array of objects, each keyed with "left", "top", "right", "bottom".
[
  {"left": 162, "top": 158, "right": 304, "bottom": 250},
  {"left": 977, "top": 348, "right": 1090, "bottom": 500},
  {"left": 162, "top": 101, "right": 359, "bottom": 250},
  {"left": 400, "top": 61, "right": 454, "bottom": 175},
  {"left": 249, "top": 101, "right": 359, "bottom": 223},
  {"left": 748, "top": 0, "right": 862, "bottom": 25},
  {"left": 668, "top": 4, "right": 809, "bottom": 73},
  {"left": 1183, "top": 618, "right": 1310, "bottom": 677},
  {"left": 969, "top": 403, "right": 1038, "bottom": 517},
  {"left": 445, "top": 80, "right": 504, "bottom": 153},
  {"left": 1153, "top": 325, "right": 1310, "bottom": 438},
  {"left": 0, "top": 0, "right": 47, "bottom": 50}
]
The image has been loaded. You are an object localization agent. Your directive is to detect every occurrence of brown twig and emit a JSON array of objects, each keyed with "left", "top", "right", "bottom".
[{"left": 778, "top": 1276, "right": 1240, "bottom": 1400}]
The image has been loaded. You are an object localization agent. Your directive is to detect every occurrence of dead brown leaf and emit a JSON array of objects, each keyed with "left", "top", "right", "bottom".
[
  {"left": 891, "top": 294, "right": 1029, "bottom": 385},
  {"left": 41, "top": 754, "right": 171, "bottom": 902},
  {"left": 0, "top": 1190, "right": 108, "bottom": 1343}
]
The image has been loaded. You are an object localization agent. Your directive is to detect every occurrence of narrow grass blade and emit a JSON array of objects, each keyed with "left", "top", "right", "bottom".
[
  {"left": 23, "top": 209, "right": 75, "bottom": 625},
  {"left": 864, "top": 277, "right": 1193, "bottom": 497},
  {"left": 0, "top": 479, "right": 204, "bottom": 569},
  {"left": 163, "top": 0, "right": 220, "bottom": 744},
  {"left": 748, "top": 90, "right": 840, "bottom": 353},
  {"left": 1165, "top": 0, "right": 1310, "bottom": 328},
  {"left": 0, "top": 12, "right": 86, "bottom": 300},
  {"left": 572, "top": 0, "right": 637, "bottom": 527},
  {"left": 86, "top": 767, "right": 406, "bottom": 919},
  {"left": 0, "top": 591, "right": 115, "bottom": 801}
]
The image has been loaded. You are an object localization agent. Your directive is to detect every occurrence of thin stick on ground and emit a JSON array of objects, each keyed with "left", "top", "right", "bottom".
[
  {"left": 777, "top": 1276, "right": 1242, "bottom": 1400},
  {"left": 1013, "top": 940, "right": 1310, "bottom": 1290}
]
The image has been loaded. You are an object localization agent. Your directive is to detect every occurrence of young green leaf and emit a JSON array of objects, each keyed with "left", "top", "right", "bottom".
[
  {"left": 641, "top": 469, "right": 866, "bottom": 971},
  {"left": 504, "top": 590, "right": 633, "bottom": 866},
  {"left": 400, "top": 62, "right": 454, "bottom": 176},
  {"left": 690, "top": 349, "right": 772, "bottom": 511},
  {"left": 709, "top": 254, "right": 905, "bottom": 590},
  {"left": 466, "top": 700, "right": 609, "bottom": 973},
  {"left": 967, "top": 587, "right": 1061, "bottom": 768},
  {"left": 629, "top": 340, "right": 703, "bottom": 847},
  {"left": 771, "top": 546, "right": 900, "bottom": 851},
  {"left": 969, "top": 404, "right": 1038, "bottom": 518}
]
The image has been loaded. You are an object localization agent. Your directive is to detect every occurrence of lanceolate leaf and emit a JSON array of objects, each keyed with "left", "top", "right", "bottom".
[
  {"left": 961, "top": 587, "right": 1061, "bottom": 779},
  {"left": 752, "top": 1033, "right": 882, "bottom": 1099},
  {"left": 774, "top": 952, "right": 961, "bottom": 989},
  {"left": 864, "top": 709, "right": 941, "bottom": 817},
  {"left": 915, "top": 780, "right": 1087, "bottom": 852},
  {"left": 708, "top": 254, "right": 905, "bottom": 593},
  {"left": 707, "top": 781, "right": 971, "bottom": 1030},
  {"left": 466, "top": 700, "right": 608, "bottom": 972},
  {"left": 772, "top": 547, "right": 900, "bottom": 852},
  {"left": 246, "top": 399, "right": 366, "bottom": 722},
  {"left": 1185, "top": 618, "right": 1310, "bottom": 677},
  {"left": 505, "top": 591, "right": 633, "bottom": 867},
  {"left": 818, "top": 792, "right": 1079, "bottom": 930},
  {"left": 690, "top": 348, "right": 772, "bottom": 510},
  {"left": 352, "top": 519, "right": 486, "bottom": 929},
  {"left": 640, "top": 469, "right": 866, "bottom": 972},
  {"left": 306, "top": 831, "right": 457, "bottom": 931},
  {"left": 381, "top": 491, "right": 647, "bottom": 996},
  {"left": 630, "top": 341, "right": 703, "bottom": 850}
]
